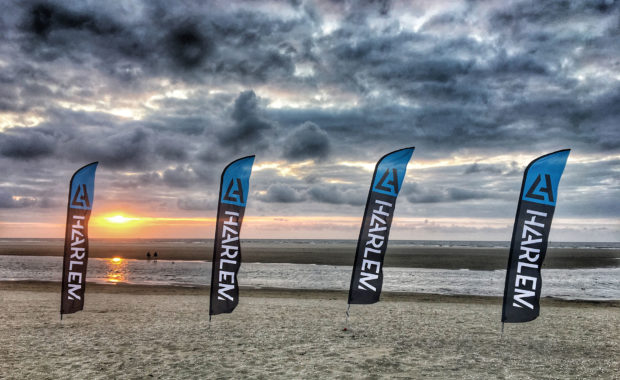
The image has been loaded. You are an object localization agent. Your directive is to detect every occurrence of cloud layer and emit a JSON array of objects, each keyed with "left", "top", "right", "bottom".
[{"left": 0, "top": 0, "right": 618, "bottom": 240}]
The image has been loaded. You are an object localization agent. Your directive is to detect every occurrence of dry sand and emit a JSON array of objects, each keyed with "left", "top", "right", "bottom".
[{"left": 1, "top": 281, "right": 618, "bottom": 379}]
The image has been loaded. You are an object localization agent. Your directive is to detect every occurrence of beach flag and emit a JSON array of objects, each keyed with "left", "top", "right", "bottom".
[
  {"left": 209, "top": 155, "right": 255, "bottom": 317},
  {"left": 60, "top": 162, "right": 98, "bottom": 317},
  {"left": 502, "top": 149, "right": 570, "bottom": 323},
  {"left": 348, "top": 147, "right": 415, "bottom": 305}
]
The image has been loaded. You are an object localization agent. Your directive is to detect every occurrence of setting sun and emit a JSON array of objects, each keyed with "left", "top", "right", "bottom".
[
  {"left": 105, "top": 215, "right": 138, "bottom": 224},
  {"left": 111, "top": 257, "right": 122, "bottom": 263}
]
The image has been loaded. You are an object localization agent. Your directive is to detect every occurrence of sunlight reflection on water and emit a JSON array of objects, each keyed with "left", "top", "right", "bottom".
[{"left": 105, "top": 257, "right": 127, "bottom": 284}]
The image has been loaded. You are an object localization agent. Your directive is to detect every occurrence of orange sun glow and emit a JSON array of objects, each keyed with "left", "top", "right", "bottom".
[{"left": 105, "top": 215, "right": 139, "bottom": 224}]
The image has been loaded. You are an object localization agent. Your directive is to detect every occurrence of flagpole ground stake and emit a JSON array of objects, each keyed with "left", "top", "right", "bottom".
[{"left": 343, "top": 304, "right": 351, "bottom": 331}]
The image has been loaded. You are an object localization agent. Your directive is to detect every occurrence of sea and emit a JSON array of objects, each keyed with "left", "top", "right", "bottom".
[{"left": 1, "top": 240, "right": 619, "bottom": 301}]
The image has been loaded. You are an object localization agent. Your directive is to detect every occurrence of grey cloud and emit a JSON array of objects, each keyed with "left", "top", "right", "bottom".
[
  {"left": 177, "top": 197, "right": 216, "bottom": 211},
  {"left": 155, "top": 138, "right": 189, "bottom": 161},
  {"left": 0, "top": 190, "right": 37, "bottom": 208},
  {"left": 406, "top": 183, "right": 495, "bottom": 204},
  {"left": 188, "top": 164, "right": 218, "bottom": 185},
  {"left": 209, "top": 90, "right": 276, "bottom": 157},
  {"left": 0, "top": 1, "right": 617, "bottom": 236},
  {"left": 305, "top": 2, "right": 618, "bottom": 155},
  {"left": 70, "top": 127, "right": 153, "bottom": 169},
  {"left": 490, "top": 0, "right": 619, "bottom": 31},
  {"left": 282, "top": 122, "right": 331, "bottom": 162},
  {"left": 165, "top": 22, "right": 214, "bottom": 70},
  {"left": 25, "top": 3, "right": 121, "bottom": 39},
  {"left": 146, "top": 115, "right": 209, "bottom": 136},
  {"left": 196, "top": 144, "right": 228, "bottom": 164},
  {"left": 163, "top": 166, "right": 197, "bottom": 188},
  {"left": 16, "top": 1, "right": 305, "bottom": 84},
  {"left": 307, "top": 184, "right": 365, "bottom": 206},
  {"left": 110, "top": 172, "right": 162, "bottom": 189},
  {"left": 258, "top": 184, "right": 306, "bottom": 203},
  {"left": 464, "top": 163, "right": 507, "bottom": 175},
  {"left": 0, "top": 127, "right": 56, "bottom": 159},
  {"left": 20, "top": 2, "right": 132, "bottom": 63},
  {"left": 37, "top": 196, "right": 61, "bottom": 208}
]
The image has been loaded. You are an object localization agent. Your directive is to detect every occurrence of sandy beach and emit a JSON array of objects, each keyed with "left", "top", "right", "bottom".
[{"left": 1, "top": 281, "right": 618, "bottom": 379}]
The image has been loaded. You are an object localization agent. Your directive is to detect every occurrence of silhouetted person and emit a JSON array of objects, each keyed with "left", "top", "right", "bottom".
[
  {"left": 146, "top": 252, "right": 151, "bottom": 259},
  {"left": 153, "top": 252, "right": 158, "bottom": 258}
]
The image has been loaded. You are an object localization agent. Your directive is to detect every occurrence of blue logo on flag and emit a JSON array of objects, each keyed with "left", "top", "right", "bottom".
[
  {"left": 69, "top": 163, "right": 98, "bottom": 210},
  {"left": 220, "top": 156, "right": 255, "bottom": 207},
  {"left": 371, "top": 148, "right": 414, "bottom": 197},
  {"left": 522, "top": 150, "right": 569, "bottom": 206}
]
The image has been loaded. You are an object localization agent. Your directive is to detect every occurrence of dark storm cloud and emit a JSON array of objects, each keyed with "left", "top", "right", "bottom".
[
  {"left": 15, "top": 1, "right": 305, "bottom": 84},
  {"left": 0, "top": 0, "right": 617, "bottom": 239},
  {"left": 282, "top": 122, "right": 331, "bottom": 162},
  {"left": 110, "top": 172, "right": 162, "bottom": 189},
  {"left": 219, "top": 91, "right": 274, "bottom": 148},
  {"left": 25, "top": 2, "right": 121, "bottom": 38},
  {"left": 0, "top": 127, "right": 56, "bottom": 159},
  {"left": 68, "top": 127, "right": 153, "bottom": 169},
  {"left": 37, "top": 196, "right": 61, "bottom": 208},
  {"left": 575, "top": 85, "right": 620, "bottom": 150},
  {"left": 199, "top": 90, "right": 277, "bottom": 162},
  {"left": 19, "top": 2, "right": 133, "bottom": 63},
  {"left": 13, "top": 0, "right": 615, "bottom": 160},
  {"left": 464, "top": 163, "right": 510, "bottom": 175},
  {"left": 165, "top": 23, "right": 213, "bottom": 70},
  {"left": 0, "top": 105, "right": 196, "bottom": 170},
  {"left": 146, "top": 115, "right": 207, "bottom": 136},
  {"left": 188, "top": 164, "right": 218, "bottom": 186},
  {"left": 258, "top": 184, "right": 306, "bottom": 203},
  {"left": 177, "top": 197, "right": 216, "bottom": 211},
  {"left": 307, "top": 184, "right": 365, "bottom": 206},
  {"left": 155, "top": 138, "right": 189, "bottom": 161},
  {"left": 490, "top": 0, "right": 619, "bottom": 30},
  {"left": 162, "top": 166, "right": 197, "bottom": 188},
  {"left": 301, "top": 1, "right": 618, "bottom": 156},
  {"left": 405, "top": 183, "right": 496, "bottom": 204},
  {"left": 0, "top": 190, "right": 37, "bottom": 208}
]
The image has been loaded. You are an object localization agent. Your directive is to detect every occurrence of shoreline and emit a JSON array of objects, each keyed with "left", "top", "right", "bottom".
[
  {"left": 1, "top": 241, "right": 618, "bottom": 270},
  {"left": 2, "top": 280, "right": 618, "bottom": 307}
]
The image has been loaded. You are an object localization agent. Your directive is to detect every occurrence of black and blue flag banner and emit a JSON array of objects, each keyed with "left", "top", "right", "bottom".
[
  {"left": 348, "top": 147, "right": 415, "bottom": 305},
  {"left": 502, "top": 149, "right": 570, "bottom": 323},
  {"left": 209, "top": 155, "right": 255, "bottom": 316},
  {"left": 61, "top": 162, "right": 98, "bottom": 316}
]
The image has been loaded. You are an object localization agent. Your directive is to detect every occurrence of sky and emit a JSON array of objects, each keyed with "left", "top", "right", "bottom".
[{"left": 0, "top": 0, "right": 618, "bottom": 241}]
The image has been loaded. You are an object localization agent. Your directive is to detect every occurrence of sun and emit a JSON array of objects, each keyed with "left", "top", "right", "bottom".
[
  {"left": 111, "top": 257, "right": 122, "bottom": 263},
  {"left": 105, "top": 215, "right": 137, "bottom": 224}
]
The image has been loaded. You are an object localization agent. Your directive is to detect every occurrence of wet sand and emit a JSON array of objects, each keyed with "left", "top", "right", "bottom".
[
  {"left": 1, "top": 239, "right": 618, "bottom": 270},
  {"left": 1, "top": 281, "right": 618, "bottom": 379}
]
